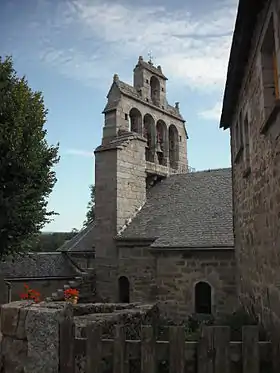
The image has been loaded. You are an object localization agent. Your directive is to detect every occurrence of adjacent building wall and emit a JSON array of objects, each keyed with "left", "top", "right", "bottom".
[
  {"left": 230, "top": 0, "right": 280, "bottom": 328},
  {"left": 115, "top": 245, "right": 236, "bottom": 321},
  {"left": 0, "top": 278, "right": 74, "bottom": 305}
]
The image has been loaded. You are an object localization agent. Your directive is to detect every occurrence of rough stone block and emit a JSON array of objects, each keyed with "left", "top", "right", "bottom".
[
  {"left": 1, "top": 301, "right": 31, "bottom": 338},
  {"left": 1, "top": 336, "right": 27, "bottom": 373},
  {"left": 24, "top": 303, "right": 69, "bottom": 373}
]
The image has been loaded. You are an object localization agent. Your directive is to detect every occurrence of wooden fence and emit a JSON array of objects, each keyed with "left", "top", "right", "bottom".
[{"left": 59, "top": 315, "right": 276, "bottom": 373}]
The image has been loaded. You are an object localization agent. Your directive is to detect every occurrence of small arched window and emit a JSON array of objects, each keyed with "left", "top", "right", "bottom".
[
  {"left": 143, "top": 114, "right": 156, "bottom": 162},
  {"left": 195, "top": 281, "right": 212, "bottom": 314},
  {"left": 129, "top": 108, "right": 142, "bottom": 134},
  {"left": 168, "top": 125, "right": 179, "bottom": 169},
  {"left": 118, "top": 276, "right": 130, "bottom": 303},
  {"left": 150, "top": 76, "right": 160, "bottom": 106}
]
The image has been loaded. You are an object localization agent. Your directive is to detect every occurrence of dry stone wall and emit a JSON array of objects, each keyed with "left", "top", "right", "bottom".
[
  {"left": 0, "top": 301, "right": 158, "bottom": 373},
  {"left": 230, "top": 0, "right": 280, "bottom": 331}
]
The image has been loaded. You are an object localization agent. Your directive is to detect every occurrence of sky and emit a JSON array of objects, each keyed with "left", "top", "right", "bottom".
[{"left": 0, "top": 0, "right": 238, "bottom": 232}]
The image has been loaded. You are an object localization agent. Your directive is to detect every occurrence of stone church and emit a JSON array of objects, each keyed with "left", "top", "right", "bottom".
[{"left": 0, "top": 57, "right": 236, "bottom": 320}]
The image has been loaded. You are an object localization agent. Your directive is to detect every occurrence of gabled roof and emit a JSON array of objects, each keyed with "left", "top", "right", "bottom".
[
  {"left": 119, "top": 168, "right": 234, "bottom": 248},
  {"left": 58, "top": 221, "right": 96, "bottom": 253},
  {"left": 0, "top": 252, "right": 77, "bottom": 279},
  {"left": 103, "top": 79, "right": 184, "bottom": 122},
  {"left": 135, "top": 59, "right": 168, "bottom": 80},
  {"left": 220, "top": 0, "right": 268, "bottom": 129}
]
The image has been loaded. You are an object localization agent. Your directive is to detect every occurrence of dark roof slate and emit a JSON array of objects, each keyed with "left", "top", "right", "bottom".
[
  {"left": 58, "top": 221, "right": 96, "bottom": 252},
  {"left": 119, "top": 168, "right": 234, "bottom": 248},
  {"left": 0, "top": 252, "right": 77, "bottom": 279}
]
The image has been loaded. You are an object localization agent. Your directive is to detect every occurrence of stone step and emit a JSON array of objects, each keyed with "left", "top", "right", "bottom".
[
  {"left": 63, "top": 284, "right": 70, "bottom": 290},
  {"left": 57, "top": 289, "right": 65, "bottom": 297},
  {"left": 68, "top": 280, "right": 78, "bottom": 288},
  {"left": 75, "top": 276, "right": 83, "bottom": 282}
]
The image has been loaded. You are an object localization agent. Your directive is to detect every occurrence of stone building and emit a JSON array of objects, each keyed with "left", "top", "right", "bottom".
[
  {"left": 0, "top": 57, "right": 236, "bottom": 320},
  {"left": 220, "top": 0, "right": 280, "bottom": 324},
  {"left": 63, "top": 56, "right": 236, "bottom": 320}
]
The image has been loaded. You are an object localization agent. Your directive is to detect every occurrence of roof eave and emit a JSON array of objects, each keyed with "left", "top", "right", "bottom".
[{"left": 220, "top": 0, "right": 267, "bottom": 129}]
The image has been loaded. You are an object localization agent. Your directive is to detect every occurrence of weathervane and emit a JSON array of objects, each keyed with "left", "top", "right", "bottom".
[{"left": 148, "top": 51, "right": 154, "bottom": 64}]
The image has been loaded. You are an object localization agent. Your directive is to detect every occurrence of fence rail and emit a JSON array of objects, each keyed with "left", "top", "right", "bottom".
[{"left": 59, "top": 317, "right": 274, "bottom": 373}]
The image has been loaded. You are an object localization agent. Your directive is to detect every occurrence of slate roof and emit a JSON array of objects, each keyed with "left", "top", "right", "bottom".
[
  {"left": 0, "top": 252, "right": 77, "bottom": 279},
  {"left": 119, "top": 168, "right": 234, "bottom": 248},
  {"left": 58, "top": 221, "right": 96, "bottom": 252},
  {"left": 220, "top": 0, "right": 267, "bottom": 128}
]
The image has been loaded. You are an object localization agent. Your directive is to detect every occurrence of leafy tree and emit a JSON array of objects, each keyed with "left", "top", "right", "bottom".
[
  {"left": 84, "top": 184, "right": 95, "bottom": 227},
  {"left": 0, "top": 56, "right": 59, "bottom": 259},
  {"left": 31, "top": 230, "right": 78, "bottom": 252}
]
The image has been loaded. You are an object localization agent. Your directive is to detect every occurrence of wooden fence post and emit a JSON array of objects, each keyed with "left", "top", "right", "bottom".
[
  {"left": 86, "top": 323, "right": 102, "bottom": 373},
  {"left": 272, "top": 340, "right": 280, "bottom": 373},
  {"left": 197, "top": 326, "right": 214, "bottom": 373},
  {"left": 113, "top": 325, "right": 126, "bottom": 373},
  {"left": 169, "top": 326, "right": 185, "bottom": 373},
  {"left": 59, "top": 309, "right": 75, "bottom": 373},
  {"left": 242, "top": 325, "right": 259, "bottom": 373},
  {"left": 213, "top": 326, "right": 230, "bottom": 373},
  {"left": 141, "top": 325, "right": 156, "bottom": 373}
]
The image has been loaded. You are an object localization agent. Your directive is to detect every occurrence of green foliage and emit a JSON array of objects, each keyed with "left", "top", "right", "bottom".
[
  {"left": 84, "top": 184, "right": 95, "bottom": 227},
  {"left": 0, "top": 56, "right": 59, "bottom": 259},
  {"left": 30, "top": 230, "right": 78, "bottom": 252}
]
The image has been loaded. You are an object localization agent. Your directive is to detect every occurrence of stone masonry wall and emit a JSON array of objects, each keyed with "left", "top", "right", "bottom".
[
  {"left": 230, "top": 0, "right": 280, "bottom": 331},
  {"left": 0, "top": 278, "right": 79, "bottom": 306},
  {"left": 117, "top": 245, "right": 236, "bottom": 321},
  {"left": 155, "top": 250, "right": 236, "bottom": 321},
  {"left": 117, "top": 136, "right": 147, "bottom": 233},
  {"left": 118, "top": 95, "right": 188, "bottom": 170},
  {"left": 94, "top": 136, "right": 146, "bottom": 259},
  {"left": 0, "top": 301, "right": 71, "bottom": 373},
  {"left": 0, "top": 301, "right": 158, "bottom": 373}
]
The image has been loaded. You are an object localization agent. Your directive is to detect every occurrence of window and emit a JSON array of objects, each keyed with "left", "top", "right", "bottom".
[
  {"left": 261, "top": 16, "right": 280, "bottom": 126},
  {"left": 118, "top": 276, "right": 130, "bottom": 303},
  {"left": 195, "top": 281, "right": 212, "bottom": 314},
  {"left": 161, "top": 87, "right": 164, "bottom": 92},
  {"left": 125, "top": 113, "right": 128, "bottom": 120}
]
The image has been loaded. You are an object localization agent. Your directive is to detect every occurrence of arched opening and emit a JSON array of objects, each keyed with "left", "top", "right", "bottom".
[
  {"left": 118, "top": 276, "right": 130, "bottom": 303},
  {"left": 195, "top": 282, "right": 212, "bottom": 314},
  {"left": 129, "top": 108, "right": 142, "bottom": 134},
  {"left": 168, "top": 124, "right": 179, "bottom": 169},
  {"left": 150, "top": 76, "right": 160, "bottom": 106},
  {"left": 143, "top": 114, "right": 156, "bottom": 162},
  {"left": 156, "top": 120, "right": 167, "bottom": 166}
]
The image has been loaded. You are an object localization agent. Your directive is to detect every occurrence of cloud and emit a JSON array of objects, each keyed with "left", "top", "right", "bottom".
[
  {"left": 34, "top": 0, "right": 237, "bottom": 91},
  {"left": 63, "top": 149, "right": 93, "bottom": 157},
  {"left": 199, "top": 101, "right": 222, "bottom": 120}
]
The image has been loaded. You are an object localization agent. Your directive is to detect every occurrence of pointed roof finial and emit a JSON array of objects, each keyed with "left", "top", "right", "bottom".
[{"left": 113, "top": 73, "right": 119, "bottom": 82}]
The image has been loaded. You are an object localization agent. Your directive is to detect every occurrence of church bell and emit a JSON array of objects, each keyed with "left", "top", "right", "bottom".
[{"left": 155, "top": 141, "right": 163, "bottom": 153}]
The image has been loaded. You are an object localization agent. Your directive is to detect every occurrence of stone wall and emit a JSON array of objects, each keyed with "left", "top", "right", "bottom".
[
  {"left": 117, "top": 94, "right": 188, "bottom": 170},
  {"left": 2, "top": 279, "right": 74, "bottom": 304},
  {"left": 94, "top": 136, "right": 147, "bottom": 259},
  {"left": 0, "top": 301, "right": 71, "bottom": 373},
  {"left": 0, "top": 301, "right": 158, "bottom": 373},
  {"left": 96, "top": 245, "right": 237, "bottom": 321},
  {"left": 230, "top": 0, "right": 280, "bottom": 331}
]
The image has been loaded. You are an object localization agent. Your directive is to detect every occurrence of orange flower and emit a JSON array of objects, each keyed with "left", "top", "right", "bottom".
[
  {"left": 64, "top": 288, "right": 79, "bottom": 298},
  {"left": 20, "top": 285, "right": 41, "bottom": 303}
]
